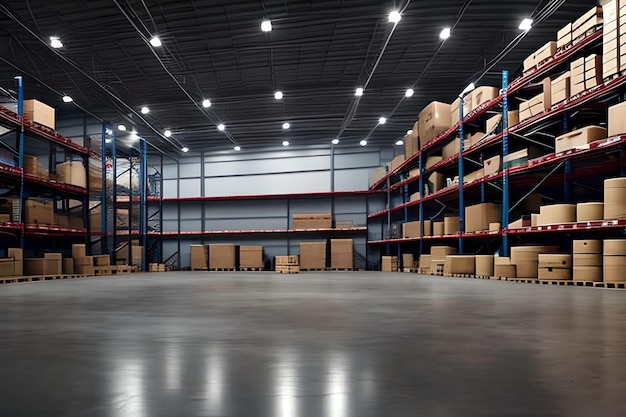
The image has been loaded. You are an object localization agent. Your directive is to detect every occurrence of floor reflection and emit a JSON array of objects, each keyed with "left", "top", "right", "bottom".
[
  {"left": 203, "top": 345, "right": 225, "bottom": 415},
  {"left": 274, "top": 348, "right": 298, "bottom": 417},
  {"left": 326, "top": 352, "right": 349, "bottom": 417},
  {"left": 110, "top": 358, "right": 145, "bottom": 417}
]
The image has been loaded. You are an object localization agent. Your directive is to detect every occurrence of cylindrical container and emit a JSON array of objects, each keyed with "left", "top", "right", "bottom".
[
  {"left": 604, "top": 178, "right": 626, "bottom": 219},
  {"left": 538, "top": 204, "right": 576, "bottom": 225},
  {"left": 576, "top": 202, "right": 604, "bottom": 222}
]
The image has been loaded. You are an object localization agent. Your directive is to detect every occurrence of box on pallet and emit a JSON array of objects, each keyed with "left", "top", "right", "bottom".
[
  {"left": 573, "top": 239, "right": 602, "bottom": 254},
  {"left": 63, "top": 258, "right": 74, "bottom": 274},
  {"left": 190, "top": 245, "right": 208, "bottom": 270},
  {"left": 557, "top": 22, "right": 572, "bottom": 48},
  {"left": 495, "top": 264, "right": 516, "bottom": 278},
  {"left": 443, "top": 255, "right": 475, "bottom": 275},
  {"left": 475, "top": 255, "right": 494, "bottom": 277},
  {"left": 330, "top": 239, "right": 353, "bottom": 269},
  {"left": 511, "top": 246, "right": 559, "bottom": 278},
  {"left": 209, "top": 244, "right": 236, "bottom": 269},
  {"left": 239, "top": 245, "right": 264, "bottom": 269},
  {"left": 382, "top": 256, "right": 399, "bottom": 272},
  {"left": 0, "top": 258, "right": 14, "bottom": 277},
  {"left": 9, "top": 248, "right": 23, "bottom": 276},
  {"left": 299, "top": 242, "right": 326, "bottom": 270},
  {"left": 402, "top": 253, "right": 415, "bottom": 269},
  {"left": 419, "top": 255, "right": 431, "bottom": 273}
]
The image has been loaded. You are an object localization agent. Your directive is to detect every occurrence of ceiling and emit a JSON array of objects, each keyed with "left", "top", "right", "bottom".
[{"left": 0, "top": 0, "right": 595, "bottom": 155}]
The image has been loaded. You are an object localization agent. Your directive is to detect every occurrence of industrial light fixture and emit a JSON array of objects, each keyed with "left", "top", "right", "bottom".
[
  {"left": 360, "top": 139, "right": 367, "bottom": 146},
  {"left": 49, "top": 36, "right": 63, "bottom": 48},
  {"left": 181, "top": 147, "right": 189, "bottom": 153},
  {"left": 378, "top": 117, "right": 387, "bottom": 125},
  {"left": 274, "top": 91, "right": 283, "bottom": 100},
  {"left": 519, "top": 18, "right": 533, "bottom": 31},
  {"left": 331, "top": 138, "right": 340, "bottom": 145},
  {"left": 150, "top": 36, "right": 162, "bottom": 47},
  {"left": 460, "top": 82, "right": 476, "bottom": 98},
  {"left": 62, "top": 95, "right": 73, "bottom": 103},
  {"left": 164, "top": 129, "right": 172, "bottom": 137},
  {"left": 396, "top": 139, "right": 404, "bottom": 146},
  {"left": 282, "top": 122, "right": 290, "bottom": 130},
  {"left": 117, "top": 124, "right": 127, "bottom": 131},
  {"left": 261, "top": 19, "right": 272, "bottom": 32},
  {"left": 282, "top": 140, "right": 289, "bottom": 147},
  {"left": 105, "top": 138, "right": 112, "bottom": 144},
  {"left": 217, "top": 123, "right": 226, "bottom": 131},
  {"left": 234, "top": 145, "right": 241, "bottom": 151},
  {"left": 405, "top": 88, "right": 414, "bottom": 98},
  {"left": 355, "top": 87, "right": 364, "bottom": 97},
  {"left": 440, "top": 27, "right": 451, "bottom": 40},
  {"left": 407, "top": 129, "right": 413, "bottom": 135},
  {"left": 388, "top": 11, "right": 402, "bottom": 23},
  {"left": 140, "top": 106, "right": 150, "bottom": 114},
  {"left": 202, "top": 99, "right": 211, "bottom": 108}
]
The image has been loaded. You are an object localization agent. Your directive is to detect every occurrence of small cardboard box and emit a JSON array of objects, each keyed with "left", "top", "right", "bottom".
[
  {"left": 419, "top": 101, "right": 452, "bottom": 145},
  {"left": 555, "top": 126, "right": 607, "bottom": 153},
  {"left": 443, "top": 216, "right": 460, "bottom": 235},
  {"left": 475, "top": 255, "right": 494, "bottom": 277},
  {"left": 23, "top": 99, "right": 55, "bottom": 129}
]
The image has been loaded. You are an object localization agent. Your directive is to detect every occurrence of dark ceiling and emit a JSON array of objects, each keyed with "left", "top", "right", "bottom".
[{"left": 0, "top": 0, "right": 595, "bottom": 155}]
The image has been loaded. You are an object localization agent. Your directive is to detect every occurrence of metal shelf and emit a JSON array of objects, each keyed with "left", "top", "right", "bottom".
[
  {"left": 0, "top": 162, "right": 89, "bottom": 196},
  {"left": 159, "top": 226, "right": 368, "bottom": 237},
  {"left": 505, "top": 220, "right": 626, "bottom": 235},
  {"left": 160, "top": 190, "right": 379, "bottom": 202},
  {"left": 368, "top": 230, "right": 500, "bottom": 245}
]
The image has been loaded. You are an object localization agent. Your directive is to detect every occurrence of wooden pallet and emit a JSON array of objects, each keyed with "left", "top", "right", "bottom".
[
  {"left": 0, "top": 274, "right": 91, "bottom": 285},
  {"left": 191, "top": 268, "right": 208, "bottom": 271},
  {"left": 239, "top": 267, "right": 264, "bottom": 271},
  {"left": 329, "top": 268, "right": 353, "bottom": 271},
  {"left": 300, "top": 268, "right": 328, "bottom": 271},
  {"left": 402, "top": 268, "right": 418, "bottom": 273},
  {"left": 94, "top": 265, "right": 133, "bottom": 276},
  {"left": 208, "top": 268, "right": 236, "bottom": 272},
  {"left": 451, "top": 274, "right": 473, "bottom": 278},
  {"left": 275, "top": 266, "right": 300, "bottom": 274}
]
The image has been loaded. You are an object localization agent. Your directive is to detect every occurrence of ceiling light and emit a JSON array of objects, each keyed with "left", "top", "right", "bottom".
[
  {"left": 274, "top": 91, "right": 283, "bottom": 100},
  {"left": 140, "top": 106, "right": 150, "bottom": 114},
  {"left": 261, "top": 20, "right": 272, "bottom": 32},
  {"left": 234, "top": 145, "right": 241, "bottom": 151},
  {"left": 360, "top": 139, "right": 367, "bottom": 147},
  {"left": 181, "top": 147, "right": 189, "bottom": 153},
  {"left": 130, "top": 131, "right": 139, "bottom": 140},
  {"left": 202, "top": 99, "right": 211, "bottom": 108},
  {"left": 62, "top": 95, "right": 73, "bottom": 103},
  {"left": 388, "top": 11, "right": 402, "bottom": 23},
  {"left": 150, "top": 36, "right": 162, "bottom": 47},
  {"left": 407, "top": 130, "right": 413, "bottom": 135},
  {"left": 355, "top": 87, "right": 364, "bottom": 97},
  {"left": 519, "top": 18, "right": 533, "bottom": 31},
  {"left": 49, "top": 36, "right": 63, "bottom": 49},
  {"left": 331, "top": 138, "right": 340, "bottom": 145},
  {"left": 217, "top": 123, "right": 225, "bottom": 131},
  {"left": 282, "top": 122, "right": 290, "bottom": 130},
  {"left": 405, "top": 88, "right": 414, "bottom": 98},
  {"left": 395, "top": 140, "right": 404, "bottom": 146},
  {"left": 460, "top": 82, "right": 476, "bottom": 97},
  {"left": 282, "top": 140, "right": 289, "bottom": 147},
  {"left": 105, "top": 138, "right": 112, "bottom": 144},
  {"left": 440, "top": 27, "right": 451, "bottom": 40},
  {"left": 378, "top": 117, "right": 387, "bottom": 125},
  {"left": 164, "top": 129, "right": 172, "bottom": 137},
  {"left": 117, "top": 124, "right": 127, "bottom": 131}
]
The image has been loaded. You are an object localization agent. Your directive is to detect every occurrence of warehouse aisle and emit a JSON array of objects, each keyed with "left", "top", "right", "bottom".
[{"left": 0, "top": 273, "right": 625, "bottom": 416}]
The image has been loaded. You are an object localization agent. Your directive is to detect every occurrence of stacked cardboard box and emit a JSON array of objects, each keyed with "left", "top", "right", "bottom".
[
  {"left": 148, "top": 263, "right": 166, "bottom": 272},
  {"left": 425, "top": 155, "right": 442, "bottom": 170},
  {"left": 443, "top": 255, "right": 475, "bottom": 275},
  {"left": 577, "top": 202, "right": 604, "bottom": 221},
  {"left": 239, "top": 245, "right": 264, "bottom": 269},
  {"left": 9, "top": 248, "right": 22, "bottom": 276},
  {"left": 402, "top": 220, "right": 431, "bottom": 238},
  {"left": 557, "top": 23, "right": 573, "bottom": 49},
  {"left": 574, "top": 6, "right": 603, "bottom": 40},
  {"left": 604, "top": 177, "right": 626, "bottom": 219},
  {"left": 464, "top": 203, "right": 500, "bottom": 233},
  {"left": 419, "top": 255, "right": 432, "bottom": 274},
  {"left": 604, "top": 240, "right": 626, "bottom": 282},
  {"left": 73, "top": 244, "right": 94, "bottom": 275},
  {"left": 475, "top": 255, "right": 494, "bottom": 277},
  {"left": 519, "top": 78, "right": 552, "bottom": 121},
  {"left": 275, "top": 255, "right": 299, "bottom": 274},
  {"left": 494, "top": 256, "right": 517, "bottom": 278},
  {"left": 551, "top": 71, "right": 570, "bottom": 105},
  {"left": 604, "top": 0, "right": 619, "bottom": 79},
  {"left": 23, "top": 99, "right": 55, "bottom": 129},
  {"left": 555, "top": 126, "right": 606, "bottom": 154},
  {"left": 208, "top": 244, "right": 236, "bottom": 269},
  {"left": 382, "top": 256, "right": 399, "bottom": 272},
  {"left": 24, "top": 253, "right": 62, "bottom": 276},
  {"left": 523, "top": 41, "right": 557, "bottom": 72},
  {"left": 538, "top": 254, "right": 572, "bottom": 280},
  {"left": 63, "top": 258, "right": 74, "bottom": 274},
  {"left": 402, "top": 253, "right": 415, "bottom": 270},
  {"left": 443, "top": 216, "right": 460, "bottom": 235},
  {"left": 93, "top": 255, "right": 110, "bottom": 266},
  {"left": 573, "top": 240, "right": 602, "bottom": 282},
  {"left": 293, "top": 213, "right": 332, "bottom": 229},
  {"left": 330, "top": 239, "right": 353, "bottom": 270},
  {"left": 608, "top": 101, "right": 626, "bottom": 136},
  {"left": 299, "top": 242, "right": 326, "bottom": 270},
  {"left": 24, "top": 198, "right": 55, "bottom": 225},
  {"left": 56, "top": 161, "right": 87, "bottom": 188},
  {"left": 585, "top": 55, "right": 603, "bottom": 89},
  {"left": 511, "top": 246, "right": 559, "bottom": 278},
  {"left": 419, "top": 101, "right": 452, "bottom": 145},
  {"left": 537, "top": 204, "right": 576, "bottom": 226}
]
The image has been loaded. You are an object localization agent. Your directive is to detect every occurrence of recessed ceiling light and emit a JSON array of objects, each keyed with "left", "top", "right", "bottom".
[
  {"left": 217, "top": 123, "right": 225, "bottom": 131},
  {"left": 395, "top": 140, "right": 404, "bottom": 146},
  {"left": 360, "top": 139, "right": 367, "bottom": 147},
  {"left": 181, "top": 147, "right": 189, "bottom": 153},
  {"left": 202, "top": 99, "right": 211, "bottom": 108},
  {"left": 261, "top": 20, "right": 272, "bottom": 32},
  {"left": 519, "top": 18, "right": 533, "bottom": 31},
  {"left": 331, "top": 138, "right": 340, "bottom": 145},
  {"left": 164, "top": 130, "right": 172, "bottom": 137},
  {"left": 234, "top": 145, "right": 241, "bottom": 151},
  {"left": 105, "top": 138, "right": 112, "bottom": 144},
  {"left": 440, "top": 27, "right": 451, "bottom": 40},
  {"left": 405, "top": 88, "right": 414, "bottom": 98},
  {"left": 355, "top": 87, "right": 364, "bottom": 97},
  {"left": 140, "top": 106, "right": 150, "bottom": 114},
  {"left": 117, "top": 124, "right": 127, "bottom": 131},
  {"left": 282, "top": 140, "right": 289, "bottom": 147},
  {"left": 62, "top": 95, "right": 73, "bottom": 103},
  {"left": 388, "top": 11, "right": 402, "bottom": 23},
  {"left": 49, "top": 36, "right": 63, "bottom": 49},
  {"left": 150, "top": 36, "right": 162, "bottom": 47},
  {"left": 274, "top": 91, "right": 283, "bottom": 100},
  {"left": 407, "top": 130, "right": 413, "bottom": 135},
  {"left": 378, "top": 117, "right": 387, "bottom": 125},
  {"left": 282, "top": 122, "right": 290, "bottom": 130}
]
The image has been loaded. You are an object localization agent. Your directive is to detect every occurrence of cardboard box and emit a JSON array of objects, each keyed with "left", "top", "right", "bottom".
[
  {"left": 524, "top": 41, "right": 557, "bottom": 72},
  {"left": 489, "top": 222, "right": 501, "bottom": 231},
  {"left": 56, "top": 161, "right": 87, "bottom": 188},
  {"left": 24, "top": 198, "right": 55, "bottom": 225},
  {"left": 470, "top": 86, "right": 499, "bottom": 112},
  {"left": 433, "top": 221, "right": 444, "bottom": 236},
  {"left": 465, "top": 203, "right": 500, "bottom": 233},
  {"left": 425, "top": 156, "right": 443, "bottom": 170},
  {"left": 495, "top": 264, "right": 516, "bottom": 278},
  {"left": 93, "top": 255, "right": 110, "bottom": 266},
  {"left": 293, "top": 213, "right": 333, "bottom": 230},
  {"left": 426, "top": 172, "right": 445, "bottom": 194},
  {"left": 63, "top": 258, "right": 74, "bottom": 274},
  {"left": 577, "top": 202, "right": 604, "bottom": 222},
  {"left": 495, "top": 256, "right": 511, "bottom": 265},
  {"left": 604, "top": 239, "right": 626, "bottom": 256},
  {"left": 444, "top": 255, "right": 475, "bottom": 275},
  {"left": 276, "top": 255, "right": 299, "bottom": 266},
  {"left": 573, "top": 239, "right": 602, "bottom": 254},
  {"left": 450, "top": 98, "right": 461, "bottom": 126},
  {"left": 604, "top": 177, "right": 626, "bottom": 219},
  {"left": 475, "top": 255, "right": 494, "bottom": 277},
  {"left": 604, "top": 255, "right": 626, "bottom": 282},
  {"left": 538, "top": 254, "right": 572, "bottom": 269},
  {"left": 24, "top": 258, "right": 61, "bottom": 276},
  {"left": 330, "top": 239, "right": 353, "bottom": 269},
  {"left": 538, "top": 204, "right": 576, "bottom": 225},
  {"left": 444, "top": 216, "right": 460, "bottom": 235},
  {"left": 299, "top": 242, "right": 327, "bottom": 270},
  {"left": 573, "top": 254, "right": 602, "bottom": 266},
  {"left": 390, "top": 155, "right": 405, "bottom": 172},
  {"left": 419, "top": 101, "right": 452, "bottom": 145},
  {"left": 239, "top": 245, "right": 264, "bottom": 269},
  {"left": 190, "top": 245, "right": 208, "bottom": 270},
  {"left": 409, "top": 192, "right": 421, "bottom": 202},
  {"left": 72, "top": 244, "right": 86, "bottom": 259},
  {"left": 608, "top": 101, "right": 626, "bottom": 136},
  {"left": 209, "top": 244, "right": 236, "bottom": 269},
  {"left": 9, "top": 248, "right": 23, "bottom": 276},
  {"left": 382, "top": 256, "right": 399, "bottom": 272},
  {"left": 402, "top": 253, "right": 415, "bottom": 268},
  {"left": 511, "top": 246, "right": 559, "bottom": 278},
  {"left": 370, "top": 167, "right": 387, "bottom": 187},
  {"left": 403, "top": 221, "right": 422, "bottom": 238},
  {"left": 0, "top": 258, "right": 14, "bottom": 277},
  {"left": 557, "top": 22, "right": 573, "bottom": 48},
  {"left": 555, "top": 126, "right": 607, "bottom": 153},
  {"left": 43, "top": 253, "right": 62, "bottom": 275},
  {"left": 573, "top": 266, "right": 603, "bottom": 282},
  {"left": 442, "top": 137, "right": 460, "bottom": 160},
  {"left": 404, "top": 133, "right": 419, "bottom": 160},
  {"left": 23, "top": 99, "right": 55, "bottom": 129},
  {"left": 483, "top": 155, "right": 500, "bottom": 177},
  {"left": 551, "top": 71, "right": 570, "bottom": 105},
  {"left": 431, "top": 246, "right": 457, "bottom": 257},
  {"left": 463, "top": 169, "right": 483, "bottom": 184},
  {"left": 538, "top": 267, "right": 571, "bottom": 280},
  {"left": 585, "top": 55, "right": 603, "bottom": 88}
]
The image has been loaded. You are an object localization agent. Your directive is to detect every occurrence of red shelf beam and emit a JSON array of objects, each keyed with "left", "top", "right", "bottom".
[
  {"left": 368, "top": 230, "right": 500, "bottom": 245},
  {"left": 160, "top": 227, "right": 368, "bottom": 237},
  {"left": 160, "top": 190, "right": 380, "bottom": 202},
  {"left": 505, "top": 220, "right": 626, "bottom": 235}
]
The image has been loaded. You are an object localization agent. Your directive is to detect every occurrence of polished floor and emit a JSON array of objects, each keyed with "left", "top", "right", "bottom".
[{"left": 1, "top": 272, "right": 626, "bottom": 416}]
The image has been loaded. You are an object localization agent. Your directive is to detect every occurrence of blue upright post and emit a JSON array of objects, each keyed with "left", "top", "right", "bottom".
[
  {"left": 101, "top": 123, "right": 108, "bottom": 256},
  {"left": 15, "top": 76, "right": 25, "bottom": 249},
  {"left": 501, "top": 70, "right": 510, "bottom": 257},
  {"left": 112, "top": 129, "right": 117, "bottom": 262},
  {"left": 418, "top": 153, "right": 424, "bottom": 255},
  {"left": 563, "top": 113, "right": 571, "bottom": 202},
  {"left": 139, "top": 138, "right": 148, "bottom": 272},
  {"left": 458, "top": 97, "right": 465, "bottom": 254}
]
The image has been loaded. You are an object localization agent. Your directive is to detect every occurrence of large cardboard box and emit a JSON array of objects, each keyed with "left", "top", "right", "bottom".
[
  {"left": 495, "top": 264, "right": 516, "bottom": 278},
  {"left": 443, "top": 255, "right": 475, "bottom": 275},
  {"left": 426, "top": 172, "right": 445, "bottom": 194},
  {"left": 538, "top": 204, "right": 576, "bottom": 225},
  {"left": 511, "top": 246, "right": 559, "bottom": 278},
  {"left": 442, "top": 137, "right": 460, "bottom": 160},
  {"left": 604, "top": 239, "right": 626, "bottom": 256},
  {"left": 24, "top": 198, "right": 55, "bottom": 225},
  {"left": 418, "top": 101, "right": 452, "bottom": 144},
  {"left": 239, "top": 245, "right": 264, "bottom": 269},
  {"left": 557, "top": 22, "right": 573, "bottom": 48},
  {"left": 604, "top": 177, "right": 626, "bottom": 219},
  {"left": 63, "top": 258, "right": 74, "bottom": 274},
  {"left": 608, "top": 101, "right": 626, "bottom": 136},
  {"left": 483, "top": 155, "right": 501, "bottom": 177},
  {"left": 573, "top": 266, "right": 603, "bottom": 282},
  {"left": 293, "top": 213, "right": 332, "bottom": 230},
  {"left": 551, "top": 71, "right": 570, "bottom": 105},
  {"left": 402, "top": 253, "right": 415, "bottom": 268},
  {"left": 573, "top": 239, "right": 602, "bottom": 254},
  {"left": 443, "top": 216, "right": 460, "bottom": 235},
  {"left": 403, "top": 221, "right": 422, "bottom": 238},
  {"left": 390, "top": 155, "right": 405, "bottom": 172},
  {"left": 431, "top": 246, "right": 457, "bottom": 257},
  {"left": 56, "top": 161, "right": 87, "bottom": 188},
  {"left": 299, "top": 242, "right": 327, "bottom": 270},
  {"left": 190, "top": 245, "right": 208, "bottom": 270},
  {"left": 432, "top": 221, "right": 444, "bottom": 236},
  {"left": 555, "top": 126, "right": 607, "bottom": 153},
  {"left": 24, "top": 258, "right": 61, "bottom": 276},
  {"left": 573, "top": 254, "right": 602, "bottom": 266},
  {"left": 538, "top": 254, "right": 572, "bottom": 269},
  {"left": 419, "top": 255, "right": 432, "bottom": 273},
  {"left": 44, "top": 253, "right": 62, "bottom": 275},
  {"left": 209, "top": 244, "right": 236, "bottom": 269},
  {"left": 604, "top": 255, "right": 626, "bottom": 282},
  {"left": 573, "top": 6, "right": 603, "bottom": 39},
  {"left": 8, "top": 248, "right": 23, "bottom": 276},
  {"left": 475, "top": 255, "right": 494, "bottom": 277},
  {"left": 382, "top": 256, "right": 399, "bottom": 272},
  {"left": 465, "top": 203, "right": 500, "bottom": 233},
  {"left": 470, "top": 87, "right": 499, "bottom": 112},
  {"left": 330, "top": 239, "right": 353, "bottom": 269},
  {"left": 425, "top": 155, "right": 443, "bottom": 170},
  {"left": 72, "top": 244, "right": 86, "bottom": 258},
  {"left": 538, "top": 267, "right": 571, "bottom": 280},
  {"left": 577, "top": 202, "right": 604, "bottom": 222},
  {"left": 404, "top": 133, "right": 419, "bottom": 160},
  {"left": 23, "top": 99, "right": 55, "bottom": 129},
  {"left": 0, "top": 258, "right": 14, "bottom": 277}
]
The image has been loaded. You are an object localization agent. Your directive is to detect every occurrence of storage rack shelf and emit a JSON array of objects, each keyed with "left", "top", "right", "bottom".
[
  {"left": 159, "top": 227, "right": 368, "bottom": 237},
  {"left": 0, "top": 222, "right": 86, "bottom": 237},
  {"left": 505, "top": 220, "right": 626, "bottom": 235}
]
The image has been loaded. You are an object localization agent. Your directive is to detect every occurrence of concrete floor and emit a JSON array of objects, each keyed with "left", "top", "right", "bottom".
[{"left": 1, "top": 272, "right": 626, "bottom": 416}]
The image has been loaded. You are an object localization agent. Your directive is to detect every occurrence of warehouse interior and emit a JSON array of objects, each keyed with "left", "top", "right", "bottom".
[{"left": 2, "top": 0, "right": 626, "bottom": 415}]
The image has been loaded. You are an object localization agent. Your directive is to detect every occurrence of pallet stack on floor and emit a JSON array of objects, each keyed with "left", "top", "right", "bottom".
[{"left": 275, "top": 256, "right": 299, "bottom": 274}]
